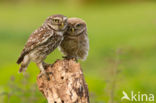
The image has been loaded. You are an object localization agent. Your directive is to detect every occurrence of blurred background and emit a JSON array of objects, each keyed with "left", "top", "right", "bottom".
[{"left": 0, "top": 0, "right": 156, "bottom": 103}]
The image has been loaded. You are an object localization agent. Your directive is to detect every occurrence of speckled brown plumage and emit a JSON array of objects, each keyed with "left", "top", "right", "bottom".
[
  {"left": 17, "top": 14, "right": 68, "bottom": 78},
  {"left": 59, "top": 18, "right": 89, "bottom": 61}
]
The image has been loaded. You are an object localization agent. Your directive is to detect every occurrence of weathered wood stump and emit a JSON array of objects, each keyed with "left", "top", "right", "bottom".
[{"left": 37, "top": 59, "right": 90, "bottom": 103}]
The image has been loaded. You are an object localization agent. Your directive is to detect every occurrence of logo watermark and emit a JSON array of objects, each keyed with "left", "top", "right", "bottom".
[{"left": 121, "top": 91, "right": 154, "bottom": 102}]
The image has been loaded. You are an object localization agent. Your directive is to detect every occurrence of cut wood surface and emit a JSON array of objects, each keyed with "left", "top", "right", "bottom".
[{"left": 37, "top": 59, "right": 90, "bottom": 103}]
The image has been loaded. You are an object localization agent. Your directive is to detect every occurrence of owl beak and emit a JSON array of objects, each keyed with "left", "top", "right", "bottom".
[
  {"left": 72, "top": 28, "right": 75, "bottom": 33},
  {"left": 61, "top": 23, "right": 64, "bottom": 27}
]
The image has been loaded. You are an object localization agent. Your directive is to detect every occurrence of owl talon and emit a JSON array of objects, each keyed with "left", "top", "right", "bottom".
[
  {"left": 47, "top": 72, "right": 53, "bottom": 75},
  {"left": 62, "top": 56, "right": 77, "bottom": 61},
  {"left": 39, "top": 72, "right": 50, "bottom": 81},
  {"left": 45, "top": 72, "right": 53, "bottom": 80},
  {"left": 70, "top": 57, "right": 78, "bottom": 62},
  {"left": 62, "top": 56, "right": 70, "bottom": 60},
  {"left": 75, "top": 58, "right": 78, "bottom": 62},
  {"left": 62, "top": 56, "right": 68, "bottom": 59},
  {"left": 43, "top": 62, "right": 51, "bottom": 69}
]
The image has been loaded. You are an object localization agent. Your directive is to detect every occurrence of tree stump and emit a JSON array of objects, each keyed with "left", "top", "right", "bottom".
[{"left": 37, "top": 59, "right": 90, "bottom": 103}]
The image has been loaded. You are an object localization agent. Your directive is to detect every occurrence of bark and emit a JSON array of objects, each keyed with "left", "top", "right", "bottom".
[{"left": 37, "top": 59, "right": 90, "bottom": 103}]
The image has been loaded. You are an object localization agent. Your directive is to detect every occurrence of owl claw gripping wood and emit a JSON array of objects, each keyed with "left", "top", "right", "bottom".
[{"left": 17, "top": 14, "right": 68, "bottom": 80}]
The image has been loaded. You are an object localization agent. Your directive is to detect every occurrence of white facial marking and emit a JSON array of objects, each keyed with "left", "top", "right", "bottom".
[{"left": 56, "top": 31, "right": 63, "bottom": 36}]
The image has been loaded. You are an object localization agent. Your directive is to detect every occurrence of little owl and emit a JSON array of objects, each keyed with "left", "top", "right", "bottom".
[
  {"left": 59, "top": 17, "right": 89, "bottom": 61},
  {"left": 17, "top": 14, "right": 68, "bottom": 79}
]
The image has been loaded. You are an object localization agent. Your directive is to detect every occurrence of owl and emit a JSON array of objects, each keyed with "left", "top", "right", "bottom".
[
  {"left": 59, "top": 17, "right": 89, "bottom": 61},
  {"left": 17, "top": 14, "right": 68, "bottom": 79}
]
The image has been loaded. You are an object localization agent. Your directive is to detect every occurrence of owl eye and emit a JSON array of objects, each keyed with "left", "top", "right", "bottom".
[
  {"left": 76, "top": 24, "right": 81, "bottom": 28},
  {"left": 52, "top": 19, "right": 60, "bottom": 23}
]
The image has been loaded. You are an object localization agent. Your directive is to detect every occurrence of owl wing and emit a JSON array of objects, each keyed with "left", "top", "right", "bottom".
[
  {"left": 77, "top": 30, "right": 89, "bottom": 60},
  {"left": 17, "top": 26, "right": 54, "bottom": 64}
]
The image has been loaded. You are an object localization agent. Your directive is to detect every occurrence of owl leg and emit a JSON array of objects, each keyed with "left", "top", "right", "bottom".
[
  {"left": 62, "top": 55, "right": 78, "bottom": 62},
  {"left": 42, "top": 62, "right": 51, "bottom": 68},
  {"left": 62, "top": 55, "right": 72, "bottom": 60},
  {"left": 37, "top": 62, "right": 50, "bottom": 80},
  {"left": 74, "top": 57, "right": 78, "bottom": 62}
]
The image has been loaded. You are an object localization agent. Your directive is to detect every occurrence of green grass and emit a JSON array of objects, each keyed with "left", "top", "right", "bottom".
[{"left": 0, "top": 2, "right": 156, "bottom": 103}]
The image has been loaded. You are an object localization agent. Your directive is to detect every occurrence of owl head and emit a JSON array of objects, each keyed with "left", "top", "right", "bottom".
[
  {"left": 45, "top": 14, "right": 68, "bottom": 31},
  {"left": 66, "top": 18, "right": 87, "bottom": 36}
]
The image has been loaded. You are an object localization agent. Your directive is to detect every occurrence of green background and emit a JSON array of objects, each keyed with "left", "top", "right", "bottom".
[{"left": 0, "top": 0, "right": 156, "bottom": 103}]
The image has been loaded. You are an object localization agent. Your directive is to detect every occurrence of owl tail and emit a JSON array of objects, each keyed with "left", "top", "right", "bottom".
[
  {"left": 19, "top": 62, "right": 29, "bottom": 73},
  {"left": 18, "top": 55, "right": 30, "bottom": 73},
  {"left": 17, "top": 56, "right": 24, "bottom": 64},
  {"left": 17, "top": 50, "right": 28, "bottom": 64}
]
